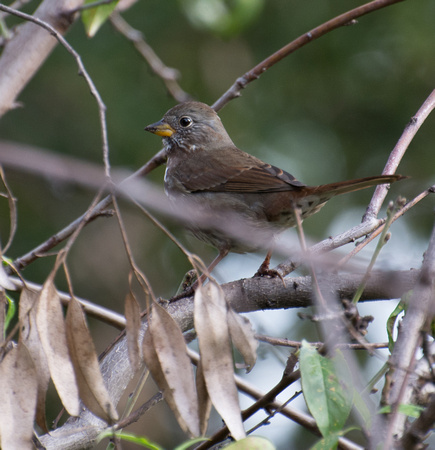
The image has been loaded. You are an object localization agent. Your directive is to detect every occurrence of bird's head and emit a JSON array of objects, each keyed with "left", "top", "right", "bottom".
[{"left": 145, "top": 101, "right": 233, "bottom": 153}]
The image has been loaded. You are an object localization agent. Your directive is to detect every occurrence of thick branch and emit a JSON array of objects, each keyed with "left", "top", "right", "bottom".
[
  {"left": 0, "top": 0, "right": 84, "bottom": 117},
  {"left": 400, "top": 355, "right": 435, "bottom": 449},
  {"left": 39, "top": 269, "right": 419, "bottom": 449},
  {"left": 378, "top": 220, "right": 435, "bottom": 448}
]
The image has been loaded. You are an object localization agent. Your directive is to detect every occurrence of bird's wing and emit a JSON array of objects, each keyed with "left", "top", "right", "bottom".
[
  {"left": 176, "top": 149, "right": 306, "bottom": 193},
  {"left": 211, "top": 163, "right": 306, "bottom": 192}
]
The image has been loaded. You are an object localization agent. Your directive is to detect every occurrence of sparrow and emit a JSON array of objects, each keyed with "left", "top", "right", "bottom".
[{"left": 145, "top": 101, "right": 403, "bottom": 279}]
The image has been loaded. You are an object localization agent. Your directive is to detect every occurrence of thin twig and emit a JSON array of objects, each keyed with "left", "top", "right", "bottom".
[
  {"left": 0, "top": 166, "right": 17, "bottom": 253},
  {"left": 0, "top": 4, "right": 111, "bottom": 179},
  {"left": 194, "top": 352, "right": 300, "bottom": 449},
  {"left": 112, "top": 195, "right": 156, "bottom": 302},
  {"left": 113, "top": 392, "right": 163, "bottom": 430},
  {"left": 256, "top": 335, "right": 389, "bottom": 350},
  {"left": 0, "top": 0, "right": 31, "bottom": 20},
  {"left": 365, "top": 89, "right": 435, "bottom": 220},
  {"left": 116, "top": 367, "right": 151, "bottom": 430},
  {"left": 352, "top": 198, "right": 405, "bottom": 304},
  {"left": 276, "top": 218, "right": 385, "bottom": 277},
  {"left": 10, "top": 148, "right": 166, "bottom": 271},
  {"left": 293, "top": 203, "right": 327, "bottom": 308},
  {"left": 69, "top": 0, "right": 117, "bottom": 14},
  {"left": 338, "top": 186, "right": 434, "bottom": 267},
  {"left": 193, "top": 349, "right": 362, "bottom": 450},
  {"left": 247, "top": 390, "right": 302, "bottom": 436},
  {"left": 110, "top": 12, "right": 191, "bottom": 103},
  {"left": 212, "top": 0, "right": 406, "bottom": 111},
  {"left": 130, "top": 197, "right": 207, "bottom": 286}
]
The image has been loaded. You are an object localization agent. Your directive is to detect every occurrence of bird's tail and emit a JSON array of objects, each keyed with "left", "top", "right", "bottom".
[{"left": 308, "top": 174, "right": 406, "bottom": 200}]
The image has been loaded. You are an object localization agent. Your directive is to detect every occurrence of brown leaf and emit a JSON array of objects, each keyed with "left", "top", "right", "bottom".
[
  {"left": 19, "top": 288, "right": 50, "bottom": 433},
  {"left": 196, "top": 357, "right": 212, "bottom": 436},
  {"left": 124, "top": 292, "right": 141, "bottom": 371},
  {"left": 65, "top": 297, "right": 119, "bottom": 422},
  {"left": 0, "top": 343, "right": 37, "bottom": 449},
  {"left": 35, "top": 277, "right": 80, "bottom": 417},
  {"left": 143, "top": 302, "right": 200, "bottom": 437},
  {"left": 143, "top": 326, "right": 170, "bottom": 389},
  {"left": 227, "top": 308, "right": 258, "bottom": 373},
  {"left": 194, "top": 282, "right": 246, "bottom": 440}
]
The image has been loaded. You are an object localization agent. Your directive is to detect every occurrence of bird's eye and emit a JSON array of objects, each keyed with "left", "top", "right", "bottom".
[{"left": 179, "top": 116, "right": 193, "bottom": 128}]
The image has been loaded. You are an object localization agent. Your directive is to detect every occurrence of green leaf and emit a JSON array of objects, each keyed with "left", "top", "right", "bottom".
[
  {"left": 224, "top": 436, "right": 276, "bottom": 449},
  {"left": 98, "top": 431, "right": 208, "bottom": 450},
  {"left": 300, "top": 341, "right": 353, "bottom": 437},
  {"left": 98, "top": 430, "right": 162, "bottom": 449},
  {"left": 4, "top": 292, "right": 16, "bottom": 333},
  {"left": 378, "top": 403, "right": 424, "bottom": 418},
  {"left": 351, "top": 199, "right": 401, "bottom": 305},
  {"left": 174, "top": 437, "right": 210, "bottom": 450},
  {"left": 82, "top": 0, "right": 119, "bottom": 38},
  {"left": 310, "top": 427, "right": 359, "bottom": 450},
  {"left": 310, "top": 432, "right": 339, "bottom": 450}
]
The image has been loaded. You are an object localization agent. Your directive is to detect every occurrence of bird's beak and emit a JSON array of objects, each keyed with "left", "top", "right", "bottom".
[{"left": 144, "top": 120, "right": 175, "bottom": 137}]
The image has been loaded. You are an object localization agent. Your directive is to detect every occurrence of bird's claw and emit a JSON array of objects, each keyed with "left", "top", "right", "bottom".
[{"left": 254, "top": 266, "right": 285, "bottom": 285}]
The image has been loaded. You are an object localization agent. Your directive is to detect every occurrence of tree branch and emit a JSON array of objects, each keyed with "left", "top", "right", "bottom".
[
  {"left": 0, "top": 0, "right": 84, "bottom": 117},
  {"left": 0, "top": 2, "right": 112, "bottom": 177},
  {"left": 38, "top": 268, "right": 419, "bottom": 449},
  {"left": 400, "top": 344, "right": 435, "bottom": 449},
  {"left": 364, "top": 89, "right": 435, "bottom": 220},
  {"left": 0, "top": 144, "right": 166, "bottom": 271},
  {"left": 109, "top": 12, "right": 191, "bottom": 103},
  {"left": 211, "top": 0, "right": 406, "bottom": 112},
  {"left": 377, "top": 218, "right": 435, "bottom": 448}
]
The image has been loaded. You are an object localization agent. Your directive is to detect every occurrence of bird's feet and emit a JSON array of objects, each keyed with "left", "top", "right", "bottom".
[
  {"left": 169, "top": 270, "right": 197, "bottom": 302},
  {"left": 254, "top": 259, "right": 285, "bottom": 284}
]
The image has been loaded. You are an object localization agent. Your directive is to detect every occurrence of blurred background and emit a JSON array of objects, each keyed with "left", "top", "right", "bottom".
[{"left": 0, "top": 0, "right": 434, "bottom": 448}]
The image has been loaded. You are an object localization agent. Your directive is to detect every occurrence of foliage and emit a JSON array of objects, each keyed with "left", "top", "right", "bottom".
[{"left": 0, "top": 1, "right": 434, "bottom": 449}]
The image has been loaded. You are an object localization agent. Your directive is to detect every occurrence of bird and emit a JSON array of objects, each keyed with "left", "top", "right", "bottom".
[{"left": 145, "top": 101, "right": 403, "bottom": 282}]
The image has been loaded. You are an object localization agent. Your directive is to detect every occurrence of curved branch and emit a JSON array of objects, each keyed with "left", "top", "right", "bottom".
[
  {"left": 212, "top": 0, "right": 405, "bottom": 111},
  {"left": 364, "top": 89, "right": 435, "bottom": 220},
  {"left": 109, "top": 12, "right": 191, "bottom": 103}
]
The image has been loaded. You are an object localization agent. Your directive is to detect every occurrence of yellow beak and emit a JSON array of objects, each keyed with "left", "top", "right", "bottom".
[{"left": 144, "top": 120, "right": 175, "bottom": 137}]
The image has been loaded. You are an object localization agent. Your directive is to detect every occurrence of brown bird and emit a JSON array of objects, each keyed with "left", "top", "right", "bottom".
[{"left": 145, "top": 101, "right": 403, "bottom": 280}]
